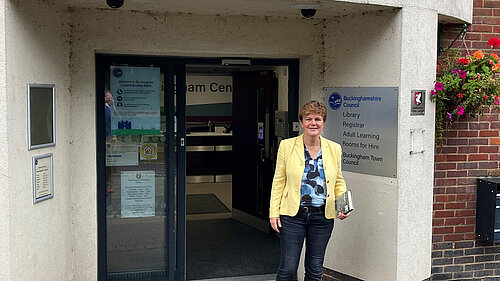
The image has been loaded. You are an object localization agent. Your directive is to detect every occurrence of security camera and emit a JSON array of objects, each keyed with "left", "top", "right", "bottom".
[
  {"left": 301, "top": 9, "right": 316, "bottom": 19},
  {"left": 106, "top": 0, "right": 124, "bottom": 8}
]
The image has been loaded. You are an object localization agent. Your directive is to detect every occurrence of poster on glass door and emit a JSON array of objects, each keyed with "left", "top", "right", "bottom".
[
  {"left": 106, "top": 143, "right": 139, "bottom": 166},
  {"left": 121, "top": 170, "right": 156, "bottom": 218},
  {"left": 110, "top": 66, "right": 161, "bottom": 135}
]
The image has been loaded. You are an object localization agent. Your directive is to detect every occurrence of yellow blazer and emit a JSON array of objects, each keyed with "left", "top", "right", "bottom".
[{"left": 269, "top": 134, "right": 346, "bottom": 219}]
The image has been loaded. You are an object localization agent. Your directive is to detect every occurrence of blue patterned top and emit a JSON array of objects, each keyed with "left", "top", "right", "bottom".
[{"left": 300, "top": 146, "right": 326, "bottom": 207}]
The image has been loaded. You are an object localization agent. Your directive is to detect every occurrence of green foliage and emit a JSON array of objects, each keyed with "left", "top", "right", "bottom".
[{"left": 431, "top": 49, "right": 500, "bottom": 143}]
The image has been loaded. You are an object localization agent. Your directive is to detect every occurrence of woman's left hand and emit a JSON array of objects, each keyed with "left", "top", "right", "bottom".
[{"left": 337, "top": 212, "right": 350, "bottom": 220}]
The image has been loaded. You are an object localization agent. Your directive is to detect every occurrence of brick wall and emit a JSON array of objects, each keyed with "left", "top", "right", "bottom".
[
  {"left": 432, "top": 109, "right": 500, "bottom": 280},
  {"left": 434, "top": 1, "right": 500, "bottom": 279},
  {"left": 442, "top": 2, "right": 500, "bottom": 53}
]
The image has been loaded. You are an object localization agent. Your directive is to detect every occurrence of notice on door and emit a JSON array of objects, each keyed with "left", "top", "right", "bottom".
[
  {"left": 121, "top": 170, "right": 155, "bottom": 218},
  {"left": 324, "top": 87, "right": 398, "bottom": 178},
  {"left": 106, "top": 143, "right": 139, "bottom": 166},
  {"left": 110, "top": 66, "right": 161, "bottom": 135}
]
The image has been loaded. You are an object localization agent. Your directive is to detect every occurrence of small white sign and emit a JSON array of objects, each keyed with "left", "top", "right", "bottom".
[
  {"left": 33, "top": 153, "right": 54, "bottom": 203},
  {"left": 120, "top": 170, "right": 155, "bottom": 218},
  {"left": 106, "top": 143, "right": 139, "bottom": 166}
]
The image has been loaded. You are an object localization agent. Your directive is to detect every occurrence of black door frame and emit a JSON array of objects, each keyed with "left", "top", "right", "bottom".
[{"left": 96, "top": 54, "right": 299, "bottom": 281}]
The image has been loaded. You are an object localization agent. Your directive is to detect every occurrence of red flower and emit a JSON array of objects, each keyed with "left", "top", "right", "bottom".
[
  {"left": 457, "top": 57, "right": 469, "bottom": 64},
  {"left": 484, "top": 95, "right": 489, "bottom": 99},
  {"left": 487, "top": 37, "right": 500, "bottom": 48},
  {"left": 458, "top": 93, "right": 463, "bottom": 98}
]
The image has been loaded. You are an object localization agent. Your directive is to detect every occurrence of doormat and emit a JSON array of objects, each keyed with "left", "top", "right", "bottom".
[
  {"left": 187, "top": 193, "right": 230, "bottom": 215},
  {"left": 187, "top": 219, "right": 280, "bottom": 280}
]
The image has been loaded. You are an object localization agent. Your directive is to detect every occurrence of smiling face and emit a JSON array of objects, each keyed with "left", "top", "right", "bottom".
[
  {"left": 301, "top": 113, "right": 324, "bottom": 137},
  {"left": 298, "top": 101, "right": 327, "bottom": 138}
]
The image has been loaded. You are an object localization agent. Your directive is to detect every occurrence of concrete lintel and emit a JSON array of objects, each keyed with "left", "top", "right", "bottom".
[{"left": 50, "top": 0, "right": 471, "bottom": 23}]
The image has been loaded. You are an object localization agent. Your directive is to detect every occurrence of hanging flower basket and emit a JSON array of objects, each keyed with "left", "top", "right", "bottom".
[{"left": 431, "top": 37, "right": 500, "bottom": 143}]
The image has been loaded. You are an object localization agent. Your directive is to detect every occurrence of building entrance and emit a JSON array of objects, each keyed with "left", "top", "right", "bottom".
[{"left": 96, "top": 55, "right": 299, "bottom": 281}]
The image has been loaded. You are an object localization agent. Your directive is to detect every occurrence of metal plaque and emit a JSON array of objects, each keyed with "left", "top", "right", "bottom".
[{"left": 324, "top": 87, "right": 398, "bottom": 178}]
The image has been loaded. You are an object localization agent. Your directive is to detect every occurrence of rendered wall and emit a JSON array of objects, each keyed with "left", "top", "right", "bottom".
[
  {"left": 320, "top": 9, "right": 403, "bottom": 281},
  {"left": 4, "top": 1, "right": 72, "bottom": 281},
  {"left": 289, "top": 8, "right": 436, "bottom": 280},
  {"left": 396, "top": 6, "right": 437, "bottom": 280},
  {"left": 0, "top": 1, "right": 10, "bottom": 281},
  {"left": 308, "top": 6, "right": 436, "bottom": 281}
]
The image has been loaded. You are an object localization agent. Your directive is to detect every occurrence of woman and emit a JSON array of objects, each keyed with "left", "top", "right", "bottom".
[{"left": 269, "top": 100, "right": 349, "bottom": 281}]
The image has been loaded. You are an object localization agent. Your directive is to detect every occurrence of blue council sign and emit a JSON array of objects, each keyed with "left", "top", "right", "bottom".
[{"left": 324, "top": 87, "right": 398, "bottom": 178}]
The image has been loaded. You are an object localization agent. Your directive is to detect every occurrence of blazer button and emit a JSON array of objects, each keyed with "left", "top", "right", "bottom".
[
  {"left": 327, "top": 180, "right": 330, "bottom": 183},
  {"left": 327, "top": 194, "right": 330, "bottom": 197}
]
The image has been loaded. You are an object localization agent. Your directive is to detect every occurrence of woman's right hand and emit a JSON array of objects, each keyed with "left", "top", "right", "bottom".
[{"left": 269, "top": 217, "right": 282, "bottom": 233}]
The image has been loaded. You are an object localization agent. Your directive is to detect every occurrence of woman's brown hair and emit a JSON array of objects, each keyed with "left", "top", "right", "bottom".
[{"left": 299, "top": 100, "right": 327, "bottom": 122}]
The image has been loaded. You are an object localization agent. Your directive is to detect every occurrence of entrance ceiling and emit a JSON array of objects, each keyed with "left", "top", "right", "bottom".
[{"left": 54, "top": 0, "right": 393, "bottom": 18}]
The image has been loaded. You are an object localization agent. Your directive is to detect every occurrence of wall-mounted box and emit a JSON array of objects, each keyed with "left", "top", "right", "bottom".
[{"left": 476, "top": 177, "right": 500, "bottom": 243}]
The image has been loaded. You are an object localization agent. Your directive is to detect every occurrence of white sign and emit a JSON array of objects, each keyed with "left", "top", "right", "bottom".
[
  {"left": 324, "top": 87, "right": 398, "bottom": 178},
  {"left": 106, "top": 143, "right": 139, "bottom": 166},
  {"left": 33, "top": 153, "right": 54, "bottom": 203},
  {"left": 121, "top": 170, "right": 155, "bottom": 218}
]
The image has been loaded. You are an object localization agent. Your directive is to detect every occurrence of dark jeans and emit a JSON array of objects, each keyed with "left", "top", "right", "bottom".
[{"left": 276, "top": 209, "right": 334, "bottom": 281}]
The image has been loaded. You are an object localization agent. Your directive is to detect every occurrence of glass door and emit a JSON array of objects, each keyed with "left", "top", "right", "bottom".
[{"left": 97, "top": 56, "right": 186, "bottom": 281}]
